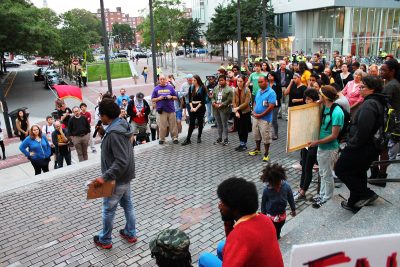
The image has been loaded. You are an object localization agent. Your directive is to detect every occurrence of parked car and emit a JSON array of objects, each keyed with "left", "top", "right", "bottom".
[
  {"left": 115, "top": 53, "right": 128, "bottom": 58},
  {"left": 15, "top": 55, "right": 27, "bottom": 64},
  {"left": 36, "top": 59, "right": 53, "bottom": 66},
  {"left": 47, "top": 76, "right": 67, "bottom": 89},
  {"left": 98, "top": 54, "right": 116, "bottom": 60},
  {"left": 33, "top": 67, "right": 45, "bottom": 81},
  {"left": 194, "top": 48, "right": 208, "bottom": 54},
  {"left": 176, "top": 50, "right": 184, "bottom": 56},
  {"left": 4, "top": 61, "right": 21, "bottom": 68}
]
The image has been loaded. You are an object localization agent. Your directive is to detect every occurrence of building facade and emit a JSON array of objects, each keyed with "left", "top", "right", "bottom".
[
  {"left": 272, "top": 0, "right": 400, "bottom": 60},
  {"left": 95, "top": 7, "right": 144, "bottom": 44}
]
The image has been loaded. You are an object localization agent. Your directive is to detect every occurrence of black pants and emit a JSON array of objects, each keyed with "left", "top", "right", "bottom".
[
  {"left": 273, "top": 220, "right": 285, "bottom": 240},
  {"left": 82, "top": 77, "right": 87, "bottom": 86},
  {"left": 335, "top": 145, "right": 377, "bottom": 206},
  {"left": 236, "top": 112, "right": 251, "bottom": 144},
  {"left": 0, "top": 140, "right": 5, "bottom": 158},
  {"left": 187, "top": 108, "right": 205, "bottom": 140},
  {"left": 300, "top": 147, "right": 318, "bottom": 191},
  {"left": 150, "top": 128, "right": 157, "bottom": 141},
  {"left": 30, "top": 158, "right": 50, "bottom": 175},
  {"left": 57, "top": 152, "right": 71, "bottom": 168}
]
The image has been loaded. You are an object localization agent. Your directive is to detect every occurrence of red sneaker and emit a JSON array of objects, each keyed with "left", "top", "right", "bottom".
[
  {"left": 93, "top": 235, "right": 112, "bottom": 249},
  {"left": 119, "top": 229, "right": 138, "bottom": 243}
]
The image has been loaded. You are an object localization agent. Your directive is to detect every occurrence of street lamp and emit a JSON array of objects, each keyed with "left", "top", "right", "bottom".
[
  {"left": 204, "top": 41, "right": 207, "bottom": 62},
  {"left": 191, "top": 42, "right": 194, "bottom": 58},
  {"left": 246, "top": 37, "right": 251, "bottom": 61},
  {"left": 288, "top": 36, "right": 295, "bottom": 62},
  {"left": 172, "top": 42, "right": 178, "bottom": 76}
]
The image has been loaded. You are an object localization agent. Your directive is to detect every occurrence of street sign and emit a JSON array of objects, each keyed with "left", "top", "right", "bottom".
[{"left": 72, "top": 59, "right": 79, "bottom": 65}]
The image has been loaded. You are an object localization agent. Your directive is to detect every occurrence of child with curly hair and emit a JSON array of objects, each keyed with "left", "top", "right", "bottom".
[{"left": 260, "top": 163, "right": 296, "bottom": 239}]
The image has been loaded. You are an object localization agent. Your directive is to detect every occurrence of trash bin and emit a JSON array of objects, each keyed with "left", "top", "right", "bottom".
[{"left": 9, "top": 107, "right": 29, "bottom": 137}]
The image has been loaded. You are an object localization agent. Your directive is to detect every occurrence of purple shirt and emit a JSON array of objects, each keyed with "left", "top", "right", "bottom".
[{"left": 151, "top": 84, "right": 177, "bottom": 113}]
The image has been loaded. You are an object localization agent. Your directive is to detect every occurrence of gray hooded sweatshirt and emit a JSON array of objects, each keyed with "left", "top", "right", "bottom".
[{"left": 101, "top": 118, "right": 135, "bottom": 184}]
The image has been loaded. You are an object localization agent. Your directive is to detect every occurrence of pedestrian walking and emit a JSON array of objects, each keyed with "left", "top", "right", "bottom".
[
  {"left": 335, "top": 76, "right": 385, "bottom": 213},
  {"left": 260, "top": 163, "right": 296, "bottom": 240},
  {"left": 19, "top": 125, "right": 51, "bottom": 175},
  {"left": 52, "top": 120, "right": 71, "bottom": 168},
  {"left": 248, "top": 76, "right": 276, "bottom": 162},
  {"left": 93, "top": 98, "right": 137, "bottom": 249},
  {"left": 211, "top": 75, "right": 233, "bottom": 146},
  {"left": 15, "top": 109, "right": 30, "bottom": 141},
  {"left": 309, "top": 85, "right": 344, "bottom": 209},
  {"left": 142, "top": 67, "right": 148, "bottom": 83},
  {"left": 42, "top": 115, "right": 57, "bottom": 169},
  {"left": 68, "top": 106, "right": 91, "bottom": 162},
  {"left": 182, "top": 75, "right": 207, "bottom": 145},
  {"left": 232, "top": 75, "right": 251, "bottom": 151},
  {"left": 151, "top": 75, "right": 179, "bottom": 145},
  {"left": 0, "top": 121, "right": 6, "bottom": 160},
  {"left": 80, "top": 103, "right": 97, "bottom": 153}
]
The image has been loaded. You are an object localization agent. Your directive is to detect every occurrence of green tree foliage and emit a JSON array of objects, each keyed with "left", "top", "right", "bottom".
[
  {"left": 179, "top": 18, "right": 202, "bottom": 47},
  {"left": 112, "top": 23, "right": 134, "bottom": 49}
]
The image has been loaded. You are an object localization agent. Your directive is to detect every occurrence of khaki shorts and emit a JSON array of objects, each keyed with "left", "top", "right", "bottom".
[{"left": 252, "top": 119, "right": 272, "bottom": 144}]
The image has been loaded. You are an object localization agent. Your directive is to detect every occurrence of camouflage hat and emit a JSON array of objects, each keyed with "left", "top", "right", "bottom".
[{"left": 149, "top": 229, "right": 190, "bottom": 260}]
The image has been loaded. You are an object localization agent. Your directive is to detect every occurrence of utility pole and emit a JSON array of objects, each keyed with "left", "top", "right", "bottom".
[
  {"left": 100, "top": 0, "right": 113, "bottom": 94},
  {"left": 262, "top": 0, "right": 267, "bottom": 61},
  {"left": 149, "top": 0, "right": 158, "bottom": 86},
  {"left": 236, "top": 0, "right": 241, "bottom": 68}
]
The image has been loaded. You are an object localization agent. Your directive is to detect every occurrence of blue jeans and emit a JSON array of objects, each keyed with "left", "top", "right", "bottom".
[
  {"left": 198, "top": 240, "right": 225, "bottom": 267},
  {"left": 98, "top": 182, "right": 136, "bottom": 245},
  {"left": 206, "top": 102, "right": 214, "bottom": 123}
]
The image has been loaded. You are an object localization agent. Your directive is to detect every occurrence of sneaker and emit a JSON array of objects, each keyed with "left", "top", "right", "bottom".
[
  {"left": 181, "top": 139, "right": 191, "bottom": 146},
  {"left": 341, "top": 201, "right": 360, "bottom": 213},
  {"left": 213, "top": 138, "right": 222, "bottom": 145},
  {"left": 272, "top": 135, "right": 278, "bottom": 140},
  {"left": 197, "top": 137, "right": 201, "bottom": 144},
  {"left": 93, "top": 236, "right": 112, "bottom": 249},
  {"left": 312, "top": 200, "right": 326, "bottom": 209},
  {"left": 293, "top": 191, "right": 306, "bottom": 202},
  {"left": 309, "top": 195, "right": 321, "bottom": 203},
  {"left": 248, "top": 150, "right": 262, "bottom": 156},
  {"left": 222, "top": 139, "right": 229, "bottom": 146},
  {"left": 262, "top": 154, "right": 270, "bottom": 162},
  {"left": 235, "top": 145, "right": 242, "bottom": 151},
  {"left": 119, "top": 229, "right": 138, "bottom": 243},
  {"left": 159, "top": 140, "right": 164, "bottom": 145},
  {"left": 237, "top": 146, "right": 247, "bottom": 152},
  {"left": 211, "top": 124, "right": 218, "bottom": 128},
  {"left": 354, "top": 193, "right": 379, "bottom": 209},
  {"left": 173, "top": 139, "right": 179, "bottom": 144}
]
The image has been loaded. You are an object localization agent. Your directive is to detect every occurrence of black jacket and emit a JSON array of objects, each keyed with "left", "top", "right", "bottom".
[
  {"left": 127, "top": 99, "right": 151, "bottom": 123},
  {"left": 275, "top": 69, "right": 293, "bottom": 88},
  {"left": 347, "top": 93, "right": 386, "bottom": 149}
]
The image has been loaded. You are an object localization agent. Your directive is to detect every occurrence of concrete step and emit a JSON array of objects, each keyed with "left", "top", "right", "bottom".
[{"left": 279, "top": 164, "right": 400, "bottom": 266}]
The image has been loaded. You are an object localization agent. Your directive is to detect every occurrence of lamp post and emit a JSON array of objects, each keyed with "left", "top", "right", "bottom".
[
  {"left": 172, "top": 42, "right": 178, "bottom": 76},
  {"left": 246, "top": 37, "right": 251, "bottom": 61},
  {"left": 166, "top": 42, "right": 170, "bottom": 70},
  {"left": 261, "top": 0, "right": 267, "bottom": 61},
  {"left": 149, "top": 0, "right": 158, "bottom": 86},
  {"left": 204, "top": 41, "right": 207, "bottom": 62},
  {"left": 288, "top": 36, "right": 295, "bottom": 62},
  {"left": 191, "top": 42, "right": 194, "bottom": 58},
  {"left": 100, "top": 0, "right": 112, "bottom": 94}
]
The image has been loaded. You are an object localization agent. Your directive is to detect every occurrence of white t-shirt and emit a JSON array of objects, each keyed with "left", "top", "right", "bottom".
[{"left": 42, "top": 124, "right": 55, "bottom": 144}]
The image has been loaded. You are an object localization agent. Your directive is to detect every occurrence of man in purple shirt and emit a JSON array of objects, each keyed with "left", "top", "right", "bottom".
[{"left": 151, "top": 75, "right": 179, "bottom": 144}]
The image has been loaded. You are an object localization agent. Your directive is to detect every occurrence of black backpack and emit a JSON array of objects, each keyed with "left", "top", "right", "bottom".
[{"left": 321, "top": 103, "right": 351, "bottom": 143}]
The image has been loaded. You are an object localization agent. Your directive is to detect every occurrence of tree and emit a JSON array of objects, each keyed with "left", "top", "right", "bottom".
[
  {"left": 112, "top": 23, "right": 133, "bottom": 49},
  {"left": 180, "top": 18, "right": 202, "bottom": 48}
]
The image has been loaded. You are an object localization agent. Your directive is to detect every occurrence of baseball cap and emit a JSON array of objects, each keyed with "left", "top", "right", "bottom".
[
  {"left": 186, "top": 74, "right": 193, "bottom": 79},
  {"left": 136, "top": 92, "right": 144, "bottom": 100},
  {"left": 149, "top": 229, "right": 190, "bottom": 260}
]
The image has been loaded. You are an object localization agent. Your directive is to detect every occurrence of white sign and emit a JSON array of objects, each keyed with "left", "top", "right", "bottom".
[{"left": 290, "top": 233, "right": 400, "bottom": 267}]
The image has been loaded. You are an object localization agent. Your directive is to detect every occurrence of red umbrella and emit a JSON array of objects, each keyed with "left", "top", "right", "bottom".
[{"left": 53, "top": 85, "right": 83, "bottom": 101}]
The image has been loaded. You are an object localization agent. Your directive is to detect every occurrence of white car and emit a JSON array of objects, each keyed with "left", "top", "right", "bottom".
[{"left": 15, "top": 55, "right": 27, "bottom": 64}]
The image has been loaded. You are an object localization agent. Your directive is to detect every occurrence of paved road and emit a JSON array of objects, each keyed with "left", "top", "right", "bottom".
[{"left": 0, "top": 123, "right": 318, "bottom": 267}]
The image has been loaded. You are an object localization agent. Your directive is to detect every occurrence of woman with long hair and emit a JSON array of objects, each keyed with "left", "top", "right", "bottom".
[
  {"left": 19, "top": 125, "right": 51, "bottom": 175},
  {"left": 298, "top": 61, "right": 311, "bottom": 87},
  {"left": 182, "top": 75, "right": 207, "bottom": 145},
  {"left": 232, "top": 75, "right": 251, "bottom": 151},
  {"left": 15, "top": 109, "right": 30, "bottom": 141},
  {"left": 335, "top": 63, "right": 354, "bottom": 90},
  {"left": 331, "top": 58, "right": 343, "bottom": 79}
]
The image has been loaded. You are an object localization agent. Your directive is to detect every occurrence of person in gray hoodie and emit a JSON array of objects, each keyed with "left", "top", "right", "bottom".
[{"left": 93, "top": 98, "right": 137, "bottom": 249}]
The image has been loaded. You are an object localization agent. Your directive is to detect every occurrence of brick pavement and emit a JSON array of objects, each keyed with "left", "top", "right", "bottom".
[{"left": 0, "top": 120, "right": 318, "bottom": 267}]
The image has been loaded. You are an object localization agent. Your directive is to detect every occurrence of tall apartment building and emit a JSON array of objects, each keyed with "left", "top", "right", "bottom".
[
  {"left": 95, "top": 7, "right": 144, "bottom": 44},
  {"left": 191, "top": 0, "right": 230, "bottom": 34},
  {"left": 271, "top": 0, "right": 400, "bottom": 60}
]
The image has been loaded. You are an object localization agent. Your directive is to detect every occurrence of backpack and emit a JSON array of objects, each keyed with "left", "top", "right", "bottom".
[
  {"left": 321, "top": 103, "right": 351, "bottom": 143},
  {"left": 370, "top": 98, "right": 389, "bottom": 152},
  {"left": 385, "top": 108, "right": 400, "bottom": 142}
]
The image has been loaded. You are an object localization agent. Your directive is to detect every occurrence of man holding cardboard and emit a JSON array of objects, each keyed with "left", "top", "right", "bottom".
[{"left": 92, "top": 98, "right": 137, "bottom": 249}]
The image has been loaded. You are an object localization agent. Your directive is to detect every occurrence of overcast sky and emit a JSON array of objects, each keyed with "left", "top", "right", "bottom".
[{"left": 30, "top": 0, "right": 190, "bottom": 16}]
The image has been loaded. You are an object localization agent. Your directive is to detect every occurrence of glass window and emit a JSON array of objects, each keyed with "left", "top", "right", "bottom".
[
  {"left": 335, "top": 8, "right": 345, "bottom": 38},
  {"left": 353, "top": 8, "right": 360, "bottom": 38}
]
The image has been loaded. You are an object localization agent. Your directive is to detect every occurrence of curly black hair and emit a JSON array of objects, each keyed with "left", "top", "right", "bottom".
[
  {"left": 217, "top": 177, "right": 258, "bottom": 216},
  {"left": 260, "top": 163, "right": 287, "bottom": 191},
  {"left": 304, "top": 88, "right": 319, "bottom": 102},
  {"left": 99, "top": 98, "right": 121, "bottom": 120},
  {"left": 362, "top": 76, "right": 384, "bottom": 93}
]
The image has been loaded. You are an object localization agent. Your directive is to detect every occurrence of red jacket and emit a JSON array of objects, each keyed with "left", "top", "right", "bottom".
[{"left": 131, "top": 106, "right": 147, "bottom": 124}]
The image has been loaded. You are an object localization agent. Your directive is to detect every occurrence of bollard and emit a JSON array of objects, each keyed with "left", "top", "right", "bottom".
[{"left": 100, "top": 76, "right": 103, "bottom": 87}]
